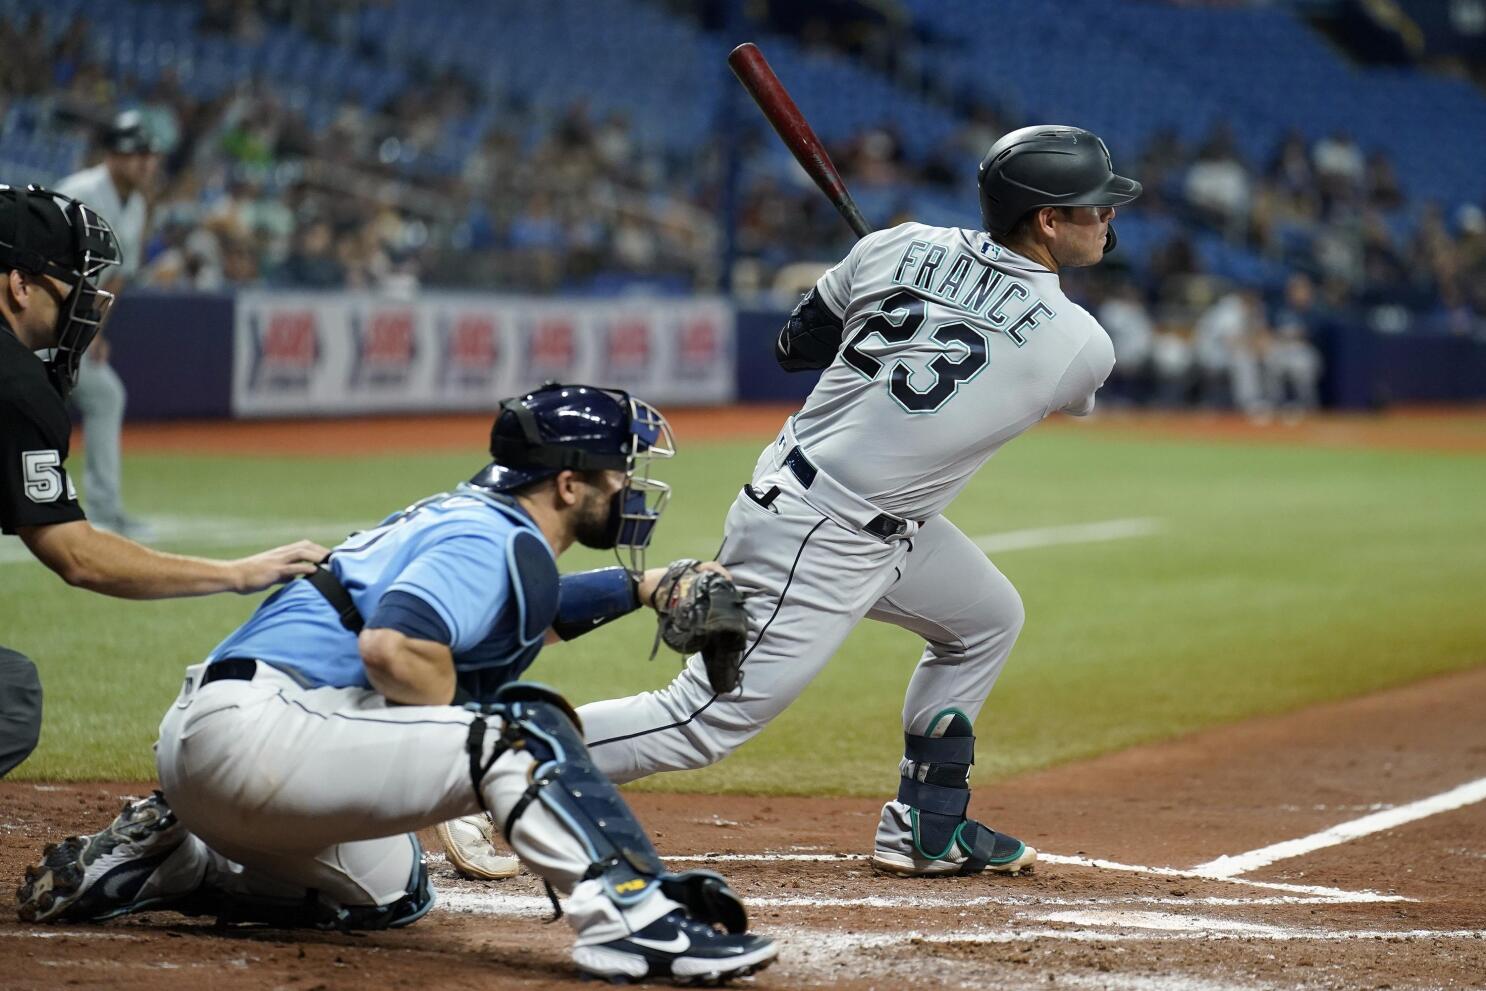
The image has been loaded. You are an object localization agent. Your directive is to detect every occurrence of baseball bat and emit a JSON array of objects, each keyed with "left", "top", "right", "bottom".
[{"left": 727, "top": 42, "right": 874, "bottom": 239}]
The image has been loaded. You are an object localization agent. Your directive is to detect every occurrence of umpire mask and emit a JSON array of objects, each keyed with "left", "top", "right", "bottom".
[{"left": 0, "top": 185, "right": 121, "bottom": 398}]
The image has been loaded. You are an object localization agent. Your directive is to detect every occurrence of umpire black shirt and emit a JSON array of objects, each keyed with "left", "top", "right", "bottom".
[{"left": 0, "top": 319, "right": 85, "bottom": 534}]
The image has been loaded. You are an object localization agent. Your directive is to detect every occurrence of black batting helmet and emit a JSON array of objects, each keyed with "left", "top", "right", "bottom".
[
  {"left": 103, "top": 110, "right": 162, "bottom": 155},
  {"left": 977, "top": 125, "right": 1141, "bottom": 252}
]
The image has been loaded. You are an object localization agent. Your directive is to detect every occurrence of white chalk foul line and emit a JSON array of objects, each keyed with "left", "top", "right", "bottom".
[
  {"left": 0, "top": 929, "right": 142, "bottom": 940},
  {"left": 651, "top": 852, "right": 1406, "bottom": 902},
  {"left": 835, "top": 926, "right": 1486, "bottom": 947},
  {"left": 1191, "top": 774, "right": 1486, "bottom": 878},
  {"left": 433, "top": 889, "right": 1389, "bottom": 918},
  {"left": 434, "top": 892, "right": 1483, "bottom": 945},
  {"left": 972, "top": 517, "right": 1162, "bottom": 554},
  {"left": 1036, "top": 853, "right": 1405, "bottom": 902}
]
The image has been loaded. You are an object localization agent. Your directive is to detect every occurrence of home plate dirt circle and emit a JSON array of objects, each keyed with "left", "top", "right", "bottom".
[{"left": 3, "top": 666, "right": 1485, "bottom": 990}]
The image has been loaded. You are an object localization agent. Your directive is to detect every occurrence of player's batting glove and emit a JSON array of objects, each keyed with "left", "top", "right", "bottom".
[{"left": 650, "top": 559, "right": 749, "bottom": 694}]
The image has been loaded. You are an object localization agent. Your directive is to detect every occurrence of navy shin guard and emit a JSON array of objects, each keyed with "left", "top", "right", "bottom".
[
  {"left": 898, "top": 709, "right": 977, "bottom": 861},
  {"left": 498, "top": 698, "right": 666, "bottom": 907}
]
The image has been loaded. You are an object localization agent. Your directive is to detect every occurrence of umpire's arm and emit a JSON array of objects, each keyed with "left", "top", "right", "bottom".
[{"left": 18, "top": 520, "right": 326, "bottom": 598}]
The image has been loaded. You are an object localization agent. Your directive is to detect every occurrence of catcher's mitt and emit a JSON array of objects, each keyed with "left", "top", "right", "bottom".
[{"left": 650, "top": 559, "right": 748, "bottom": 694}]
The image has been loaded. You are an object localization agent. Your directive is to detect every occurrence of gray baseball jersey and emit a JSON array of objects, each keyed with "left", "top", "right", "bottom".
[
  {"left": 577, "top": 221, "right": 1117, "bottom": 879},
  {"left": 794, "top": 221, "right": 1114, "bottom": 520},
  {"left": 55, "top": 165, "right": 146, "bottom": 280}
]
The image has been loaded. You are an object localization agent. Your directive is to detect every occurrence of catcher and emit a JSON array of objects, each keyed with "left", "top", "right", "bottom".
[
  {"left": 438, "top": 515, "right": 747, "bottom": 883},
  {"left": 16, "top": 383, "right": 770, "bottom": 985}
]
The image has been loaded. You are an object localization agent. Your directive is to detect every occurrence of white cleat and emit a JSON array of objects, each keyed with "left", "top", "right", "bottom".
[{"left": 435, "top": 813, "right": 520, "bottom": 881}]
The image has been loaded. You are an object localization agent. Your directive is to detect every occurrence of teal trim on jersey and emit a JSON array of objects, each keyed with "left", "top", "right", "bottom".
[
  {"left": 843, "top": 288, "right": 993, "bottom": 416},
  {"left": 885, "top": 319, "right": 991, "bottom": 416},
  {"left": 1004, "top": 301, "right": 1058, "bottom": 348},
  {"left": 983, "top": 280, "right": 1030, "bottom": 330}
]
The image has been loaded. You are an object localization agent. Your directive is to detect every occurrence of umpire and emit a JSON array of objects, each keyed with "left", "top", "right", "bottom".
[{"left": 0, "top": 185, "right": 327, "bottom": 777}]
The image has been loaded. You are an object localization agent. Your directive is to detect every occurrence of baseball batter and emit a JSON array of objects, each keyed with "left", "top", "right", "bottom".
[{"left": 576, "top": 126, "right": 1142, "bottom": 877}]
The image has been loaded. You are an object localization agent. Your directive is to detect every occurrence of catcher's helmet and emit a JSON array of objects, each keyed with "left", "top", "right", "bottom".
[
  {"left": 468, "top": 383, "right": 676, "bottom": 569},
  {"left": 0, "top": 185, "right": 121, "bottom": 396},
  {"left": 977, "top": 125, "right": 1141, "bottom": 251}
]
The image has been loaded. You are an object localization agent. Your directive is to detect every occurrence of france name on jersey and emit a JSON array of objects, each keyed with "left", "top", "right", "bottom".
[
  {"left": 208, "top": 488, "right": 557, "bottom": 691},
  {"left": 793, "top": 222, "right": 1116, "bottom": 520}
]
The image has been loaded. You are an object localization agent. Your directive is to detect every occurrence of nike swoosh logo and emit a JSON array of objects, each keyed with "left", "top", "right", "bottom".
[
  {"left": 98, "top": 860, "right": 155, "bottom": 905},
  {"left": 628, "top": 932, "right": 690, "bottom": 953}
]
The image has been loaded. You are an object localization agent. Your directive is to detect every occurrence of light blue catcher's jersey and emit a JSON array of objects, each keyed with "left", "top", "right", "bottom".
[{"left": 208, "top": 486, "right": 558, "bottom": 692}]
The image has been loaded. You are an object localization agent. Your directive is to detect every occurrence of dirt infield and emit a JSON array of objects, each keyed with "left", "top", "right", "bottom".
[
  {"left": 3, "top": 665, "right": 1484, "bottom": 990},
  {"left": 90, "top": 405, "right": 1486, "bottom": 457}
]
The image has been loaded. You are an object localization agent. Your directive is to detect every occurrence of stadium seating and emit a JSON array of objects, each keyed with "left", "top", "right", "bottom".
[{"left": 2, "top": 0, "right": 1481, "bottom": 296}]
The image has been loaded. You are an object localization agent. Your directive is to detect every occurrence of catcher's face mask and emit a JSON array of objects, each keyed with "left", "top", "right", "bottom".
[
  {"left": 0, "top": 185, "right": 120, "bottom": 398},
  {"left": 573, "top": 394, "right": 675, "bottom": 571},
  {"left": 608, "top": 394, "right": 675, "bottom": 572},
  {"left": 477, "top": 385, "right": 676, "bottom": 571}
]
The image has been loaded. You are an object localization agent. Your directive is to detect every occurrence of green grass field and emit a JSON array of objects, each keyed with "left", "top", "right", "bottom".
[{"left": 4, "top": 421, "right": 1484, "bottom": 794}]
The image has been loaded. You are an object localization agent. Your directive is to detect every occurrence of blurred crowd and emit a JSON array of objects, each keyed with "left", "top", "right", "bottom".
[
  {"left": 3, "top": 1, "right": 722, "bottom": 295},
  {"left": 1092, "top": 273, "right": 1326, "bottom": 420},
  {"left": 5, "top": 0, "right": 1486, "bottom": 416}
]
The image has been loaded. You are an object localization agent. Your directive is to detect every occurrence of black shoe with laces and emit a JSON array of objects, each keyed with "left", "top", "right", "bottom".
[
  {"left": 16, "top": 791, "right": 187, "bottom": 923},
  {"left": 571, "top": 908, "right": 778, "bottom": 985}
]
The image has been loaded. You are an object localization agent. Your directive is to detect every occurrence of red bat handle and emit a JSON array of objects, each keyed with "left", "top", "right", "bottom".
[{"left": 727, "top": 42, "right": 873, "bottom": 238}]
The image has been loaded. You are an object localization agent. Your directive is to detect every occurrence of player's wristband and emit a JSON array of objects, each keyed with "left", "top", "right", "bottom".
[{"left": 552, "top": 567, "right": 641, "bottom": 641}]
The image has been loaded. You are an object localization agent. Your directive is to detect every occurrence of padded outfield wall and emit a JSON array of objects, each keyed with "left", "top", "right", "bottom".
[{"left": 103, "top": 291, "right": 1486, "bottom": 420}]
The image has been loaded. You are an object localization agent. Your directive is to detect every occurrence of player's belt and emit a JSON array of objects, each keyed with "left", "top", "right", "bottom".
[
  {"left": 201, "top": 657, "right": 258, "bottom": 684},
  {"left": 199, "top": 657, "right": 316, "bottom": 690},
  {"left": 782, "top": 445, "right": 912, "bottom": 540}
]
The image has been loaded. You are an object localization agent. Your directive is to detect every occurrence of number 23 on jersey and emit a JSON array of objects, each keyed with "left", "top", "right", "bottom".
[{"left": 840, "top": 290, "right": 991, "bottom": 414}]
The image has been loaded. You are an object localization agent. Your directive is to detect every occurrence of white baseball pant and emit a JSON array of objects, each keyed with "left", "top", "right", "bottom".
[
  {"left": 580, "top": 424, "right": 1024, "bottom": 782},
  {"left": 153, "top": 662, "right": 679, "bottom": 942}
]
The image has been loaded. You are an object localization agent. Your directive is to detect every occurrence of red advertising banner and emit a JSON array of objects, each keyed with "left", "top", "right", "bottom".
[{"left": 233, "top": 292, "right": 734, "bottom": 416}]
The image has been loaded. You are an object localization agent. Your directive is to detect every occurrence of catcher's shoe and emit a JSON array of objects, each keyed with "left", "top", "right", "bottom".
[
  {"left": 17, "top": 791, "right": 188, "bottom": 923},
  {"left": 434, "top": 813, "right": 520, "bottom": 881},
  {"left": 572, "top": 909, "right": 777, "bottom": 985},
  {"left": 870, "top": 800, "right": 1036, "bottom": 877}
]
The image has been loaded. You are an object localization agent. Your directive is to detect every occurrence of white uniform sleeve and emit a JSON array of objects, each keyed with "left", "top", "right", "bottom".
[
  {"left": 51, "top": 173, "right": 89, "bottom": 203},
  {"left": 52, "top": 170, "right": 143, "bottom": 278},
  {"left": 815, "top": 229, "right": 890, "bottom": 317},
  {"left": 1048, "top": 328, "right": 1116, "bottom": 418}
]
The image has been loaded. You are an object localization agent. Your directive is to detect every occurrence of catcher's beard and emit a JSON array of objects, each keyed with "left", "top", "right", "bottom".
[{"left": 573, "top": 486, "right": 621, "bottom": 551}]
